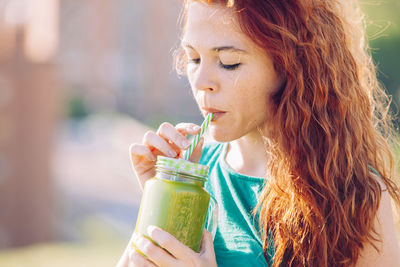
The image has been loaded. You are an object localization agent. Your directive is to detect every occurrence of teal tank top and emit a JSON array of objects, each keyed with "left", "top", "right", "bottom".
[{"left": 199, "top": 142, "right": 274, "bottom": 266}]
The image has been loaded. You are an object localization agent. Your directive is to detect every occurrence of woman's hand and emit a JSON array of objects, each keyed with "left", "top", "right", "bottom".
[
  {"left": 129, "top": 122, "right": 203, "bottom": 190},
  {"left": 127, "top": 227, "right": 217, "bottom": 267}
]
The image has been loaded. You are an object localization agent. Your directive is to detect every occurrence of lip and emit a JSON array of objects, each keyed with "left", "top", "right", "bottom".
[{"left": 201, "top": 107, "right": 226, "bottom": 122}]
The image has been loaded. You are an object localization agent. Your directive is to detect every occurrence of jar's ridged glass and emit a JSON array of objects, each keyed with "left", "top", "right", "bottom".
[{"left": 133, "top": 156, "right": 211, "bottom": 253}]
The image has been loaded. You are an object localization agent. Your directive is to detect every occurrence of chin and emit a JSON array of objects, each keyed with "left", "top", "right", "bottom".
[{"left": 208, "top": 128, "right": 239, "bottom": 143}]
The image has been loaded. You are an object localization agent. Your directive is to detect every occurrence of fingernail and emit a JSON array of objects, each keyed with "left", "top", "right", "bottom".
[
  {"left": 193, "top": 125, "right": 201, "bottom": 131},
  {"left": 147, "top": 225, "right": 158, "bottom": 237},
  {"left": 181, "top": 139, "right": 190, "bottom": 148},
  {"left": 168, "top": 150, "right": 177, "bottom": 157},
  {"left": 135, "top": 235, "right": 146, "bottom": 248},
  {"left": 147, "top": 226, "right": 164, "bottom": 242}
]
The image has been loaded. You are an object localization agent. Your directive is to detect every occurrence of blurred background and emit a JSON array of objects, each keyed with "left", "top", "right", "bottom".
[{"left": 0, "top": 0, "right": 399, "bottom": 266}]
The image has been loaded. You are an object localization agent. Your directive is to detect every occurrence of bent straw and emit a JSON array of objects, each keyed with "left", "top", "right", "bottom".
[{"left": 183, "top": 113, "right": 214, "bottom": 160}]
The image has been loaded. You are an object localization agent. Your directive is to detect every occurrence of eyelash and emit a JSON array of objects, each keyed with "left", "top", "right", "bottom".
[
  {"left": 220, "top": 62, "right": 241, "bottom": 70},
  {"left": 187, "top": 58, "right": 241, "bottom": 70}
]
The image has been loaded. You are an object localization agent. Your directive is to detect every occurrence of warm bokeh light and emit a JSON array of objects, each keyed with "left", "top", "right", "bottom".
[
  {"left": 24, "top": 0, "right": 59, "bottom": 63},
  {"left": 0, "top": 1, "right": 399, "bottom": 266},
  {"left": 0, "top": 22, "right": 16, "bottom": 61},
  {"left": 3, "top": 0, "right": 30, "bottom": 26}
]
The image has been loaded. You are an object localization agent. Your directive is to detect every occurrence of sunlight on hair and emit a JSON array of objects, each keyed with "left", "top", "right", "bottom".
[{"left": 227, "top": 0, "right": 234, "bottom": 8}]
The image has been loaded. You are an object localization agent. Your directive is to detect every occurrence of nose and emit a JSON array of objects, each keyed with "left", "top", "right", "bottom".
[{"left": 191, "top": 62, "right": 218, "bottom": 93}]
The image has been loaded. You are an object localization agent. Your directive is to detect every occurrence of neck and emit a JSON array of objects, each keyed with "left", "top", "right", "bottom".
[{"left": 225, "top": 129, "right": 268, "bottom": 178}]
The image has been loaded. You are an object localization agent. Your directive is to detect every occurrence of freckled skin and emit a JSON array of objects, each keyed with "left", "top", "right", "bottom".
[{"left": 182, "top": 2, "right": 283, "bottom": 142}]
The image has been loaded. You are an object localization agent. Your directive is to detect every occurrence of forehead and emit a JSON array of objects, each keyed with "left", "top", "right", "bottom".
[
  {"left": 186, "top": 1, "right": 235, "bottom": 24},
  {"left": 182, "top": 2, "right": 247, "bottom": 48}
]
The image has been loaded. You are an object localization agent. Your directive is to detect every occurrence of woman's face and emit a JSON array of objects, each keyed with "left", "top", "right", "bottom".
[{"left": 182, "top": 1, "right": 283, "bottom": 142}]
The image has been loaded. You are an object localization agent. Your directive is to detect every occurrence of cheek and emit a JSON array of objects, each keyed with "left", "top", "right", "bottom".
[
  {"left": 187, "top": 72, "right": 194, "bottom": 87},
  {"left": 187, "top": 74, "right": 197, "bottom": 95},
  {"left": 240, "top": 85, "right": 272, "bottom": 121}
]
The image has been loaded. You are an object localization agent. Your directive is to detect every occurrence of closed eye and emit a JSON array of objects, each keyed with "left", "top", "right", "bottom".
[
  {"left": 188, "top": 58, "right": 200, "bottom": 64},
  {"left": 188, "top": 58, "right": 241, "bottom": 71},
  {"left": 220, "top": 62, "right": 241, "bottom": 70}
]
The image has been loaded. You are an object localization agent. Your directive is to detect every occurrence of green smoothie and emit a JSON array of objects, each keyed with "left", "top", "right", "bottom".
[{"left": 134, "top": 156, "right": 211, "bottom": 253}]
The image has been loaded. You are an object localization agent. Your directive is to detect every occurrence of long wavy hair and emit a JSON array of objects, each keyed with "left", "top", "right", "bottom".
[{"left": 175, "top": 0, "right": 400, "bottom": 266}]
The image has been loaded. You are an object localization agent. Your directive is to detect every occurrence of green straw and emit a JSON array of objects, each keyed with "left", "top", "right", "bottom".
[{"left": 184, "top": 113, "right": 214, "bottom": 160}]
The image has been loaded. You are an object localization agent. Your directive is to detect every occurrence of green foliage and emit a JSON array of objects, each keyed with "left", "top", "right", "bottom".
[
  {"left": 361, "top": 0, "right": 400, "bottom": 123},
  {"left": 67, "top": 94, "right": 90, "bottom": 120},
  {"left": 370, "top": 36, "right": 400, "bottom": 114}
]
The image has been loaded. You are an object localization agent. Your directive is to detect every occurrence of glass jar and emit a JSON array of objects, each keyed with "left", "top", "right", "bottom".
[{"left": 133, "top": 156, "right": 217, "bottom": 253}]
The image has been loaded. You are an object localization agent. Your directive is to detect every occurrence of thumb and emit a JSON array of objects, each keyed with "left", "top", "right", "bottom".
[
  {"left": 188, "top": 137, "right": 204, "bottom": 163},
  {"left": 199, "top": 229, "right": 215, "bottom": 258}
]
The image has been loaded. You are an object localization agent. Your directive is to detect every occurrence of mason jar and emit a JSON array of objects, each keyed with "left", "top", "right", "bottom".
[{"left": 133, "top": 156, "right": 217, "bottom": 253}]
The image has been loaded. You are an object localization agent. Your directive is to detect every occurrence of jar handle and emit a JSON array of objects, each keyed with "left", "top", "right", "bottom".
[{"left": 205, "top": 195, "right": 218, "bottom": 240}]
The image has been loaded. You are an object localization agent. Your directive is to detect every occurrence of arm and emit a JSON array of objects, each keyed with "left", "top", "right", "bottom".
[{"left": 355, "top": 186, "right": 400, "bottom": 266}]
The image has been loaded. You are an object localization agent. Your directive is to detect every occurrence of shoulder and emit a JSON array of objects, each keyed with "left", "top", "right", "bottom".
[
  {"left": 368, "top": 167, "right": 387, "bottom": 191},
  {"left": 355, "top": 172, "right": 400, "bottom": 266}
]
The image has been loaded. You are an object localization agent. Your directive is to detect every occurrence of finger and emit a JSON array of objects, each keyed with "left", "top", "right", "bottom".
[
  {"left": 147, "top": 226, "right": 195, "bottom": 262},
  {"left": 128, "top": 248, "right": 157, "bottom": 267},
  {"left": 157, "top": 122, "right": 191, "bottom": 150},
  {"left": 130, "top": 143, "right": 156, "bottom": 165},
  {"left": 199, "top": 229, "right": 216, "bottom": 259},
  {"left": 133, "top": 234, "right": 178, "bottom": 267},
  {"left": 175, "top": 123, "right": 201, "bottom": 136},
  {"left": 188, "top": 137, "right": 204, "bottom": 163},
  {"left": 129, "top": 144, "right": 157, "bottom": 188},
  {"left": 143, "top": 130, "right": 177, "bottom": 158}
]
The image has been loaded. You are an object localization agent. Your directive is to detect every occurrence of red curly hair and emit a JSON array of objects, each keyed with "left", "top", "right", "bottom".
[{"left": 175, "top": 0, "right": 400, "bottom": 266}]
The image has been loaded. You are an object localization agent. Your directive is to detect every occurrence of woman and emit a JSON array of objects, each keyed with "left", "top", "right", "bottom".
[{"left": 118, "top": 0, "right": 400, "bottom": 266}]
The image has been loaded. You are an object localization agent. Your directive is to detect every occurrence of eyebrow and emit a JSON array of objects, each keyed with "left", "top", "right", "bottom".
[{"left": 182, "top": 43, "right": 247, "bottom": 53}]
